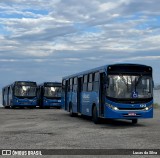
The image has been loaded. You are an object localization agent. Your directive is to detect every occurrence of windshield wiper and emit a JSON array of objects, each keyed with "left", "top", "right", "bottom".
[
  {"left": 135, "top": 75, "right": 142, "bottom": 87},
  {"left": 119, "top": 74, "right": 128, "bottom": 86},
  {"left": 134, "top": 75, "right": 143, "bottom": 92}
]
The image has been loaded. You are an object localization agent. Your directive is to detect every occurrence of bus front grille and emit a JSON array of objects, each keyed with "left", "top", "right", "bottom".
[
  {"left": 118, "top": 108, "right": 144, "bottom": 110},
  {"left": 123, "top": 114, "right": 141, "bottom": 117}
]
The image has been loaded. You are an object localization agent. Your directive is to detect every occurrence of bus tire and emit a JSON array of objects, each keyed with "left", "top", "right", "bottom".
[
  {"left": 69, "top": 103, "right": 77, "bottom": 117},
  {"left": 29, "top": 106, "right": 36, "bottom": 109},
  {"left": 4, "top": 106, "right": 10, "bottom": 109},
  {"left": 11, "top": 106, "right": 16, "bottom": 109},
  {"left": 92, "top": 105, "right": 99, "bottom": 124},
  {"left": 132, "top": 119, "right": 138, "bottom": 124},
  {"left": 39, "top": 105, "right": 44, "bottom": 109},
  {"left": 19, "top": 106, "right": 24, "bottom": 109}
]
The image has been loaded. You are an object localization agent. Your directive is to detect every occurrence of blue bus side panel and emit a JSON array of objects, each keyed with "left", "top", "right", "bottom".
[{"left": 81, "top": 92, "right": 99, "bottom": 116}]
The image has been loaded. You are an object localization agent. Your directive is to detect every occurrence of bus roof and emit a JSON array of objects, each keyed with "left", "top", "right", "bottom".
[
  {"left": 2, "top": 81, "right": 37, "bottom": 89},
  {"left": 38, "top": 82, "right": 61, "bottom": 87},
  {"left": 62, "top": 63, "right": 152, "bottom": 80}
]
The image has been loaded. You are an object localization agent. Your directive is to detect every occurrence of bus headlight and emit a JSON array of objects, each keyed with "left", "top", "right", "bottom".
[
  {"left": 113, "top": 107, "right": 119, "bottom": 111},
  {"left": 14, "top": 99, "right": 19, "bottom": 103},
  {"left": 144, "top": 104, "right": 153, "bottom": 111},
  {"left": 145, "top": 107, "right": 149, "bottom": 111},
  {"left": 106, "top": 103, "right": 119, "bottom": 111}
]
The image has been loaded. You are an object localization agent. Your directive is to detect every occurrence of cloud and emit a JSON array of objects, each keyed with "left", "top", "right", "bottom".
[{"left": 0, "top": 0, "right": 160, "bottom": 89}]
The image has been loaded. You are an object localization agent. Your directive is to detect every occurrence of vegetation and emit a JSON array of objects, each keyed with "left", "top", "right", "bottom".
[{"left": 153, "top": 103, "right": 160, "bottom": 108}]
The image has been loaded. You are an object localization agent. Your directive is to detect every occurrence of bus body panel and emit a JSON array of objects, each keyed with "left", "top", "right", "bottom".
[
  {"left": 66, "top": 91, "right": 78, "bottom": 113},
  {"left": 72, "top": 91, "right": 78, "bottom": 113},
  {"left": 81, "top": 91, "right": 99, "bottom": 116}
]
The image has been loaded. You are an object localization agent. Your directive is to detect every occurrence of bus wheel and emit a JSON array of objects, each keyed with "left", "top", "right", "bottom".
[
  {"left": 39, "top": 105, "right": 44, "bottom": 109},
  {"left": 4, "top": 106, "right": 10, "bottom": 109},
  {"left": 29, "top": 106, "right": 36, "bottom": 109},
  {"left": 11, "top": 106, "right": 16, "bottom": 109},
  {"left": 132, "top": 119, "right": 138, "bottom": 124},
  {"left": 92, "top": 105, "right": 99, "bottom": 124}
]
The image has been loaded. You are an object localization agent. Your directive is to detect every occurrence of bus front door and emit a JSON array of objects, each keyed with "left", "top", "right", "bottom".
[
  {"left": 99, "top": 73, "right": 105, "bottom": 117},
  {"left": 77, "top": 77, "right": 82, "bottom": 113}
]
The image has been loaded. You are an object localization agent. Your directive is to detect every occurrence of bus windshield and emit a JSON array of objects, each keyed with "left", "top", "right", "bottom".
[
  {"left": 44, "top": 86, "right": 61, "bottom": 97},
  {"left": 14, "top": 85, "right": 37, "bottom": 97},
  {"left": 106, "top": 75, "right": 153, "bottom": 99}
]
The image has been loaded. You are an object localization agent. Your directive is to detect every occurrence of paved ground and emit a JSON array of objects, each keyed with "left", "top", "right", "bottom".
[{"left": 0, "top": 107, "right": 160, "bottom": 157}]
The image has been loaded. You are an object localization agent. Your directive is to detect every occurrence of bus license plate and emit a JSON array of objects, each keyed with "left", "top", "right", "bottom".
[{"left": 128, "top": 113, "right": 136, "bottom": 116}]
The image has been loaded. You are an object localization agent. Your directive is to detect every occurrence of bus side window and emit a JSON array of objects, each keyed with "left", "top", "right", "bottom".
[
  {"left": 9, "top": 87, "right": 12, "bottom": 95},
  {"left": 62, "top": 80, "right": 66, "bottom": 91},
  {"left": 88, "top": 73, "right": 93, "bottom": 91},
  {"left": 83, "top": 75, "right": 88, "bottom": 92},
  {"left": 73, "top": 77, "right": 77, "bottom": 92},
  {"left": 67, "top": 80, "right": 70, "bottom": 92},
  {"left": 93, "top": 72, "right": 99, "bottom": 91},
  {"left": 74, "top": 77, "right": 77, "bottom": 85},
  {"left": 4, "top": 88, "right": 6, "bottom": 97},
  {"left": 69, "top": 78, "right": 73, "bottom": 92}
]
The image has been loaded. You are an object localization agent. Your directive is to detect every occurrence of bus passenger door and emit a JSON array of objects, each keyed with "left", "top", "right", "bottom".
[
  {"left": 99, "top": 73, "right": 105, "bottom": 117},
  {"left": 77, "top": 77, "right": 82, "bottom": 113}
]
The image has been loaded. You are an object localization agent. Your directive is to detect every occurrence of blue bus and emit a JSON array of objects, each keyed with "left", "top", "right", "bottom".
[
  {"left": 62, "top": 64, "right": 153, "bottom": 124},
  {"left": 37, "top": 82, "right": 62, "bottom": 109},
  {"left": 2, "top": 81, "right": 38, "bottom": 109}
]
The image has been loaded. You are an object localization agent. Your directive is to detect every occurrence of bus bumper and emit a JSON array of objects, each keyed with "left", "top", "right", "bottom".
[
  {"left": 104, "top": 107, "right": 153, "bottom": 119},
  {"left": 43, "top": 100, "right": 61, "bottom": 108},
  {"left": 13, "top": 100, "right": 37, "bottom": 107}
]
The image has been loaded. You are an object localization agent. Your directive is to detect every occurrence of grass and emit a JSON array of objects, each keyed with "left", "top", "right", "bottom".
[{"left": 153, "top": 103, "right": 160, "bottom": 108}]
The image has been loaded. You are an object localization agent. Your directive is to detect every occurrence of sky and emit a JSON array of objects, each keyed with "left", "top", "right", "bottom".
[{"left": 0, "top": 0, "right": 160, "bottom": 90}]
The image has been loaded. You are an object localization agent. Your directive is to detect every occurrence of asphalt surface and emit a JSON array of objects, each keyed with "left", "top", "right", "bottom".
[{"left": 0, "top": 107, "right": 160, "bottom": 157}]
